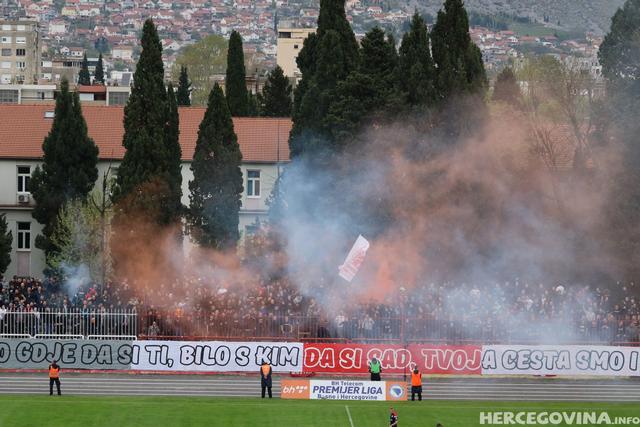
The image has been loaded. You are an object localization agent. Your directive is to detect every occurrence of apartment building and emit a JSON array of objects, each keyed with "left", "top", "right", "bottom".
[
  {"left": 276, "top": 27, "right": 315, "bottom": 79},
  {"left": 0, "top": 19, "right": 40, "bottom": 84}
]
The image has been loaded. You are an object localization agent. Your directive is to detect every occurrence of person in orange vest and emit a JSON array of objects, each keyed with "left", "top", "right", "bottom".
[
  {"left": 410, "top": 367, "right": 422, "bottom": 401},
  {"left": 260, "top": 360, "right": 272, "bottom": 399},
  {"left": 48, "top": 360, "right": 61, "bottom": 396}
]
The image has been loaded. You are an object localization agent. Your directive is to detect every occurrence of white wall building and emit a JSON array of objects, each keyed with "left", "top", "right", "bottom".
[{"left": 0, "top": 104, "right": 291, "bottom": 278}]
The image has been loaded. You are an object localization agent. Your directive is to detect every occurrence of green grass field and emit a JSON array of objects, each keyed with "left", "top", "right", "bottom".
[{"left": 0, "top": 396, "right": 638, "bottom": 427}]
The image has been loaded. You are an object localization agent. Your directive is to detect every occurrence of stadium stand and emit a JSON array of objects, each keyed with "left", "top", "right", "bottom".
[{"left": 0, "top": 275, "right": 638, "bottom": 343}]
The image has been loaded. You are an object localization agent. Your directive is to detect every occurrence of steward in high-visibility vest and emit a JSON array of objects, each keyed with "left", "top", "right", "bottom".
[
  {"left": 369, "top": 357, "right": 382, "bottom": 381},
  {"left": 410, "top": 368, "right": 422, "bottom": 401},
  {"left": 260, "top": 360, "right": 273, "bottom": 399},
  {"left": 48, "top": 360, "right": 61, "bottom": 396}
]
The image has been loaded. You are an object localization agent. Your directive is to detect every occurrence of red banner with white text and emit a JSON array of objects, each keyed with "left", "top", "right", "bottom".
[{"left": 302, "top": 344, "right": 482, "bottom": 375}]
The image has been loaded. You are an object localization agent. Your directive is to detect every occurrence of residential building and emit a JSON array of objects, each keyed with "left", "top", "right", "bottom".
[
  {"left": 0, "top": 19, "right": 40, "bottom": 84},
  {"left": 0, "top": 84, "right": 56, "bottom": 104},
  {"left": 276, "top": 27, "right": 314, "bottom": 79},
  {"left": 0, "top": 104, "right": 291, "bottom": 278}
]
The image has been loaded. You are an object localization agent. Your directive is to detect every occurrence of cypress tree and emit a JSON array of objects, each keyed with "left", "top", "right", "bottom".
[
  {"left": 226, "top": 31, "right": 249, "bottom": 117},
  {"left": 259, "top": 65, "right": 292, "bottom": 117},
  {"left": 397, "top": 13, "right": 437, "bottom": 107},
  {"left": 0, "top": 213, "right": 12, "bottom": 276},
  {"left": 30, "top": 78, "right": 99, "bottom": 260},
  {"left": 326, "top": 27, "right": 398, "bottom": 143},
  {"left": 599, "top": 0, "right": 640, "bottom": 277},
  {"left": 188, "top": 83, "right": 243, "bottom": 250},
  {"left": 431, "top": 0, "right": 487, "bottom": 100},
  {"left": 113, "top": 18, "right": 171, "bottom": 225},
  {"left": 94, "top": 53, "right": 105, "bottom": 84},
  {"left": 78, "top": 53, "right": 91, "bottom": 85},
  {"left": 289, "top": 0, "right": 359, "bottom": 158},
  {"left": 492, "top": 67, "right": 521, "bottom": 107},
  {"left": 176, "top": 65, "right": 192, "bottom": 106},
  {"left": 599, "top": 0, "right": 640, "bottom": 91},
  {"left": 164, "top": 82, "right": 183, "bottom": 224},
  {"left": 430, "top": 0, "right": 487, "bottom": 138}
]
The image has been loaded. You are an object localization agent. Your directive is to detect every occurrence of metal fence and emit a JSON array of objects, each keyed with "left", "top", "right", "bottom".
[
  {"left": 0, "top": 309, "right": 137, "bottom": 340},
  {"left": 1, "top": 309, "right": 639, "bottom": 344}
]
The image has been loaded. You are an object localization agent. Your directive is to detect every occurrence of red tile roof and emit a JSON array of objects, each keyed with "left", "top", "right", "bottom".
[{"left": 0, "top": 105, "right": 291, "bottom": 163}]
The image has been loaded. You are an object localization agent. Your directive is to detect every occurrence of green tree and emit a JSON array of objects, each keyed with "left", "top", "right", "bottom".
[
  {"left": 164, "top": 82, "right": 183, "bottom": 220},
  {"left": 289, "top": 0, "right": 359, "bottom": 158},
  {"left": 258, "top": 65, "right": 292, "bottom": 117},
  {"left": 326, "top": 27, "right": 398, "bottom": 143},
  {"left": 94, "top": 53, "right": 105, "bottom": 84},
  {"left": 176, "top": 65, "right": 192, "bottom": 106},
  {"left": 30, "top": 78, "right": 99, "bottom": 261},
  {"left": 113, "top": 19, "right": 181, "bottom": 226},
  {"left": 78, "top": 53, "right": 91, "bottom": 85},
  {"left": 397, "top": 13, "right": 436, "bottom": 107},
  {"left": 172, "top": 35, "right": 227, "bottom": 106},
  {"left": 226, "top": 31, "right": 249, "bottom": 117},
  {"left": 492, "top": 67, "right": 521, "bottom": 107},
  {"left": 430, "top": 0, "right": 487, "bottom": 137},
  {"left": 0, "top": 214, "right": 12, "bottom": 276},
  {"left": 49, "top": 195, "right": 112, "bottom": 282},
  {"left": 599, "top": 0, "right": 640, "bottom": 91},
  {"left": 599, "top": 0, "right": 640, "bottom": 277},
  {"left": 188, "top": 83, "right": 244, "bottom": 250},
  {"left": 431, "top": 0, "right": 487, "bottom": 100}
]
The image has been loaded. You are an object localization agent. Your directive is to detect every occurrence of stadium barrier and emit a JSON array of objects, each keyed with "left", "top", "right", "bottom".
[
  {"left": 2, "top": 339, "right": 640, "bottom": 377},
  {"left": 3, "top": 309, "right": 638, "bottom": 344},
  {"left": 0, "top": 309, "right": 138, "bottom": 339}
]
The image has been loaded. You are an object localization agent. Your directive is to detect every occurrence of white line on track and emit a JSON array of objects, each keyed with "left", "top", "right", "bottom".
[{"left": 345, "top": 405, "right": 355, "bottom": 427}]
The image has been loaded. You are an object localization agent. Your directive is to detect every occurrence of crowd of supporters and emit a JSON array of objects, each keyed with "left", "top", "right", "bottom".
[{"left": 1, "top": 274, "right": 638, "bottom": 344}]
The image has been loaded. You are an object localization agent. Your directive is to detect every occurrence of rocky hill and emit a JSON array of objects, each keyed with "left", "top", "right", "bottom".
[{"left": 412, "top": 0, "right": 625, "bottom": 34}]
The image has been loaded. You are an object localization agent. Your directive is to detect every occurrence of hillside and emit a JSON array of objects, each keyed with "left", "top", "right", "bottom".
[{"left": 411, "top": 0, "right": 625, "bottom": 34}]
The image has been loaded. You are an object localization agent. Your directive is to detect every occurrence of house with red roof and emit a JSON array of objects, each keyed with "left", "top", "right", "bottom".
[{"left": 0, "top": 104, "right": 292, "bottom": 277}]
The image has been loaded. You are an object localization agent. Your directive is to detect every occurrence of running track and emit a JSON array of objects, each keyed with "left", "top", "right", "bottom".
[{"left": 1, "top": 374, "right": 639, "bottom": 402}]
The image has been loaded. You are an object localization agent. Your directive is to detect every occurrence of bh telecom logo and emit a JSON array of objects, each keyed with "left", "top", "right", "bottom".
[
  {"left": 282, "top": 385, "right": 308, "bottom": 394},
  {"left": 388, "top": 384, "right": 405, "bottom": 399}
]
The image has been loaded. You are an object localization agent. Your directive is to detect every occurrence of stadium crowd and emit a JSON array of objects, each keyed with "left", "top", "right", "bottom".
[{"left": 0, "top": 274, "right": 638, "bottom": 344}]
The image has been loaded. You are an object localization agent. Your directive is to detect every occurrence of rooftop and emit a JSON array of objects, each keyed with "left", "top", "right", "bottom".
[{"left": 0, "top": 105, "right": 291, "bottom": 163}]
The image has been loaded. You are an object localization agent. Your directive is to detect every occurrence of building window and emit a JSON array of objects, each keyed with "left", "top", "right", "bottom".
[
  {"left": 16, "top": 25, "right": 26, "bottom": 31},
  {"left": 1, "top": 24, "right": 11, "bottom": 31},
  {"left": 1, "top": 74, "right": 11, "bottom": 84},
  {"left": 1, "top": 36, "right": 11, "bottom": 43},
  {"left": 246, "top": 170, "right": 260, "bottom": 197},
  {"left": 17, "top": 222, "right": 31, "bottom": 250},
  {"left": 108, "top": 92, "right": 130, "bottom": 105},
  {"left": 16, "top": 36, "right": 26, "bottom": 44},
  {"left": 1, "top": 48, "right": 10, "bottom": 56},
  {"left": 294, "top": 44, "right": 299, "bottom": 49},
  {"left": 16, "top": 61, "right": 25, "bottom": 69},
  {"left": 0, "top": 89, "right": 19, "bottom": 103},
  {"left": 16, "top": 48, "right": 25, "bottom": 56},
  {"left": 245, "top": 223, "right": 260, "bottom": 236},
  {"left": 0, "top": 61, "right": 10, "bottom": 69},
  {"left": 17, "top": 166, "right": 31, "bottom": 192}
]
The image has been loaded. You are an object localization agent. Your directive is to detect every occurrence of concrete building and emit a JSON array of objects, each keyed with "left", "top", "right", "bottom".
[
  {"left": 77, "top": 85, "right": 132, "bottom": 105},
  {"left": 276, "top": 27, "right": 314, "bottom": 79},
  {"left": 0, "top": 104, "right": 291, "bottom": 278},
  {"left": 0, "top": 19, "right": 40, "bottom": 84},
  {"left": 0, "top": 84, "right": 56, "bottom": 104}
]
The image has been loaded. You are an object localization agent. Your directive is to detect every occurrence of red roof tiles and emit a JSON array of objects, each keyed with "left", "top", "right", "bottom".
[{"left": 0, "top": 105, "right": 291, "bottom": 163}]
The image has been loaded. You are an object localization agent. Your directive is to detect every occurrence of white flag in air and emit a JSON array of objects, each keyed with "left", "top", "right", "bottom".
[{"left": 338, "top": 235, "right": 370, "bottom": 282}]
